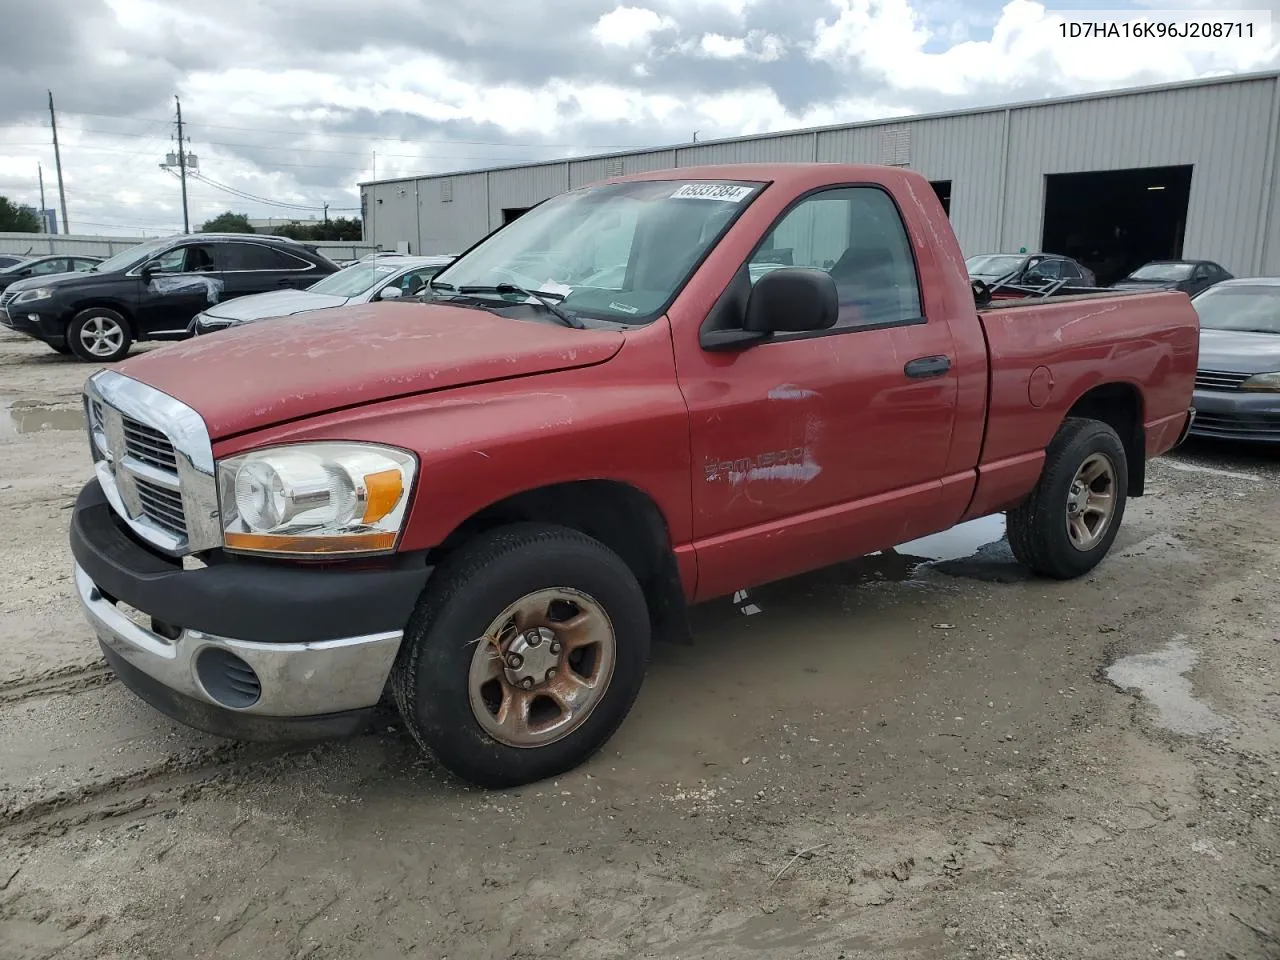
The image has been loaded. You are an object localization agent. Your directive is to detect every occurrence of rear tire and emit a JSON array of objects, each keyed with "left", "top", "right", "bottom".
[
  {"left": 1007, "top": 417, "right": 1128, "bottom": 580},
  {"left": 68, "top": 308, "right": 133, "bottom": 362},
  {"left": 391, "top": 522, "right": 651, "bottom": 789}
]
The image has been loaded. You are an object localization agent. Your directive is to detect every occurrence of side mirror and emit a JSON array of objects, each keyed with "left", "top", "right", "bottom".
[
  {"left": 745, "top": 267, "right": 838, "bottom": 333},
  {"left": 378, "top": 285, "right": 402, "bottom": 300},
  {"left": 139, "top": 262, "right": 156, "bottom": 282},
  {"left": 702, "top": 267, "right": 838, "bottom": 351}
]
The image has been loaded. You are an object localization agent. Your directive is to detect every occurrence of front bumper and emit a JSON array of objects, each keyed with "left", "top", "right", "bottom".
[
  {"left": 1190, "top": 388, "right": 1280, "bottom": 444},
  {"left": 70, "top": 480, "right": 431, "bottom": 740},
  {"left": 0, "top": 302, "right": 68, "bottom": 347}
]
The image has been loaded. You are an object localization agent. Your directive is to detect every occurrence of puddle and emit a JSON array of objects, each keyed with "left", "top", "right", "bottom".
[
  {"left": 895, "top": 513, "right": 1007, "bottom": 562},
  {"left": 0, "top": 401, "right": 85, "bottom": 439},
  {"left": 1104, "top": 638, "right": 1231, "bottom": 736}
]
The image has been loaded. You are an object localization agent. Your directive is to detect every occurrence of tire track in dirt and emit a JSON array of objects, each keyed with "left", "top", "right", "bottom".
[{"left": 0, "top": 661, "right": 114, "bottom": 706}]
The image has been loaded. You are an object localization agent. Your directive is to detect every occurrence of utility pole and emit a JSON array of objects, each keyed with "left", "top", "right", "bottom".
[
  {"left": 38, "top": 163, "right": 46, "bottom": 225},
  {"left": 48, "top": 91, "right": 69, "bottom": 233},
  {"left": 175, "top": 95, "right": 190, "bottom": 234}
]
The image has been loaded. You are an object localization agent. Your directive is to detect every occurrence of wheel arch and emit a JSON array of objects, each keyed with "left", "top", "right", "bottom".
[
  {"left": 1062, "top": 381, "right": 1146, "bottom": 496},
  {"left": 430, "top": 479, "right": 692, "bottom": 645}
]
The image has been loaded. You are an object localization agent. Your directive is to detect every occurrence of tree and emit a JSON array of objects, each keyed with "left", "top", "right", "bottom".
[
  {"left": 0, "top": 196, "right": 42, "bottom": 233},
  {"left": 200, "top": 211, "right": 255, "bottom": 233},
  {"left": 275, "top": 217, "right": 363, "bottom": 242}
]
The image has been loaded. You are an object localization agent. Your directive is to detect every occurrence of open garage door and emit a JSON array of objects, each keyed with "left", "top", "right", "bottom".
[
  {"left": 930, "top": 180, "right": 951, "bottom": 217},
  {"left": 1041, "top": 165, "right": 1192, "bottom": 287}
]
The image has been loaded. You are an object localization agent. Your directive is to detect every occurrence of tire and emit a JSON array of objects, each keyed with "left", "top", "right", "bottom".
[
  {"left": 68, "top": 308, "right": 133, "bottom": 362},
  {"left": 391, "top": 522, "right": 651, "bottom": 789},
  {"left": 1007, "top": 417, "right": 1129, "bottom": 580},
  {"left": 48, "top": 342, "right": 72, "bottom": 355}
]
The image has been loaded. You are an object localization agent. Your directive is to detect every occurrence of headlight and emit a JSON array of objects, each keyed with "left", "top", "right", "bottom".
[
  {"left": 216, "top": 442, "right": 417, "bottom": 557},
  {"left": 12, "top": 287, "right": 53, "bottom": 305},
  {"left": 1241, "top": 371, "right": 1280, "bottom": 393}
]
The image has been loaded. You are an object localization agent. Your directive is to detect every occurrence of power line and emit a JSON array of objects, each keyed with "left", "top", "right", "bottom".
[{"left": 56, "top": 109, "right": 650, "bottom": 149}]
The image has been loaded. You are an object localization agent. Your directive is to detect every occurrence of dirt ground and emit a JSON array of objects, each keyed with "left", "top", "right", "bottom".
[{"left": 1, "top": 329, "right": 1277, "bottom": 960}]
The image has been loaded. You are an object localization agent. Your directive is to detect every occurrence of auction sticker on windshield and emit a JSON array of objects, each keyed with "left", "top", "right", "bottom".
[{"left": 670, "top": 183, "right": 755, "bottom": 202}]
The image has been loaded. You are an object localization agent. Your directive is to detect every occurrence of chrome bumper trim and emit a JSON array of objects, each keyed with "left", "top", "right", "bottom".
[{"left": 75, "top": 563, "right": 402, "bottom": 717}]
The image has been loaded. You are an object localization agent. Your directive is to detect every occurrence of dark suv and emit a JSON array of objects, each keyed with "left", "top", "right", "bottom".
[{"left": 0, "top": 233, "right": 339, "bottom": 361}]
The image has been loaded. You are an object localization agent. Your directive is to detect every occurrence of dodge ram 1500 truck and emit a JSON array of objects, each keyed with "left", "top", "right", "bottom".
[{"left": 69, "top": 164, "right": 1198, "bottom": 789}]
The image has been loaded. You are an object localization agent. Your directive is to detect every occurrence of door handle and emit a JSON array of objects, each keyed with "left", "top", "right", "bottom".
[{"left": 904, "top": 355, "right": 951, "bottom": 379}]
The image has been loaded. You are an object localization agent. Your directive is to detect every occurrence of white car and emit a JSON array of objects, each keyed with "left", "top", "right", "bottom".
[{"left": 190, "top": 254, "right": 454, "bottom": 335}]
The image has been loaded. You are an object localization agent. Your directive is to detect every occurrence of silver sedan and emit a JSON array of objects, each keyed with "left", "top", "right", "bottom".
[{"left": 1189, "top": 278, "right": 1280, "bottom": 443}]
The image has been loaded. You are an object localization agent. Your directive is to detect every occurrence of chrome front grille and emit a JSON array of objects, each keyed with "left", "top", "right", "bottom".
[
  {"left": 83, "top": 371, "right": 221, "bottom": 556},
  {"left": 1194, "top": 369, "right": 1249, "bottom": 391},
  {"left": 0, "top": 288, "right": 17, "bottom": 309},
  {"left": 122, "top": 417, "right": 180, "bottom": 472}
]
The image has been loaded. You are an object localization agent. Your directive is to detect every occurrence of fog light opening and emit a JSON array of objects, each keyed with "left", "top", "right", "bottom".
[{"left": 195, "top": 647, "right": 262, "bottom": 709}]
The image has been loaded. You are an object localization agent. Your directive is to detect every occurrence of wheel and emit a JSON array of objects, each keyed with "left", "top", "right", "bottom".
[
  {"left": 391, "top": 522, "right": 651, "bottom": 788},
  {"left": 1006, "top": 417, "right": 1128, "bottom": 580},
  {"left": 48, "top": 342, "right": 72, "bottom": 355},
  {"left": 68, "top": 308, "right": 133, "bottom": 362}
]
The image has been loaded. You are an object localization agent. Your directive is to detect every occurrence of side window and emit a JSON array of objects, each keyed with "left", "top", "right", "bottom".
[
  {"left": 747, "top": 186, "right": 922, "bottom": 330},
  {"left": 1192, "top": 264, "right": 1210, "bottom": 281},
  {"left": 31, "top": 258, "right": 67, "bottom": 275},
  {"left": 72, "top": 258, "right": 98, "bottom": 272},
  {"left": 395, "top": 266, "right": 440, "bottom": 296},
  {"left": 1027, "top": 259, "right": 1060, "bottom": 280},
  {"left": 1059, "top": 261, "right": 1082, "bottom": 280},
  {"left": 149, "top": 247, "right": 189, "bottom": 274},
  {"left": 219, "top": 242, "right": 307, "bottom": 271}
]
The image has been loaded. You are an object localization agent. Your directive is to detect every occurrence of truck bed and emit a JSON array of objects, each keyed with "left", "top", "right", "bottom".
[{"left": 965, "top": 288, "right": 1199, "bottom": 522}]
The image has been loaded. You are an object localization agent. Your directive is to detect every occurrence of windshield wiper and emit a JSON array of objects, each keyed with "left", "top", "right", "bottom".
[{"left": 457, "top": 283, "right": 585, "bottom": 329}]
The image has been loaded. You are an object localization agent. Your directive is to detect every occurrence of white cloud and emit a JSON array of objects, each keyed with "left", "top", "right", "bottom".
[
  {"left": 591, "top": 6, "right": 676, "bottom": 47},
  {"left": 0, "top": 0, "right": 1276, "bottom": 236},
  {"left": 811, "top": 0, "right": 1279, "bottom": 95}
]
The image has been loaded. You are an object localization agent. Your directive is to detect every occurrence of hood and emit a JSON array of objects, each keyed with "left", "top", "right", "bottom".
[
  {"left": 1197, "top": 327, "right": 1280, "bottom": 375},
  {"left": 4, "top": 270, "right": 94, "bottom": 292},
  {"left": 201, "top": 288, "right": 350, "bottom": 324},
  {"left": 115, "top": 301, "right": 626, "bottom": 438}
]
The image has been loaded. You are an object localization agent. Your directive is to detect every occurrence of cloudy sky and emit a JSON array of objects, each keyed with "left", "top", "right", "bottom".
[{"left": 0, "top": 0, "right": 1275, "bottom": 237}]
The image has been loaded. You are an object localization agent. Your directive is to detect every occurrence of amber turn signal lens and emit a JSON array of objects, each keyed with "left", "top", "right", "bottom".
[
  {"left": 223, "top": 530, "right": 398, "bottom": 555},
  {"left": 361, "top": 468, "right": 404, "bottom": 525}
]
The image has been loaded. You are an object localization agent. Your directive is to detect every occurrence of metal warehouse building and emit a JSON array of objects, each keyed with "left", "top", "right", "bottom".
[{"left": 360, "top": 70, "right": 1280, "bottom": 286}]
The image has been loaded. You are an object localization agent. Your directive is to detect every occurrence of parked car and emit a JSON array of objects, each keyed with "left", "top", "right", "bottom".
[
  {"left": 1111, "top": 259, "right": 1232, "bottom": 296},
  {"left": 190, "top": 254, "right": 454, "bottom": 335},
  {"left": 966, "top": 252, "right": 1097, "bottom": 287},
  {"left": 69, "top": 163, "right": 1196, "bottom": 789},
  {"left": 0, "top": 233, "right": 339, "bottom": 361},
  {"left": 1186, "top": 278, "right": 1280, "bottom": 443},
  {"left": 0, "top": 254, "right": 102, "bottom": 293},
  {"left": 0, "top": 254, "right": 31, "bottom": 270}
]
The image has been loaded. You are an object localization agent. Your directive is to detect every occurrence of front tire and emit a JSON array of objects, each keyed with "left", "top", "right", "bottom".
[
  {"left": 391, "top": 523, "right": 651, "bottom": 789},
  {"left": 68, "top": 308, "right": 133, "bottom": 362},
  {"left": 1007, "top": 417, "right": 1129, "bottom": 580}
]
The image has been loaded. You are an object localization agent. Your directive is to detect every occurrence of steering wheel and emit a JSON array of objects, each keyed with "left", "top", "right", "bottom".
[{"left": 971, "top": 278, "right": 991, "bottom": 305}]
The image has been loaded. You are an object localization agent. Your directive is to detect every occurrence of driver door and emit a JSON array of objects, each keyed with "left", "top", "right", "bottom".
[{"left": 137, "top": 243, "right": 222, "bottom": 337}]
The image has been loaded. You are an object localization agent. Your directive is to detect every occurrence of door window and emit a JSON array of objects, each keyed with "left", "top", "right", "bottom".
[
  {"left": 148, "top": 245, "right": 217, "bottom": 274},
  {"left": 1192, "top": 264, "right": 1210, "bottom": 281},
  {"left": 71, "top": 258, "right": 99, "bottom": 272},
  {"left": 218, "top": 242, "right": 309, "bottom": 271},
  {"left": 1059, "top": 260, "right": 1082, "bottom": 280},
  {"left": 748, "top": 186, "right": 922, "bottom": 330},
  {"left": 30, "top": 258, "right": 68, "bottom": 275},
  {"left": 391, "top": 265, "right": 444, "bottom": 297}
]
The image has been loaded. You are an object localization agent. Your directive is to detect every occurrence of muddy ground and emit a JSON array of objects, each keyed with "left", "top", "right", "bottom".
[{"left": 1, "top": 329, "right": 1277, "bottom": 960}]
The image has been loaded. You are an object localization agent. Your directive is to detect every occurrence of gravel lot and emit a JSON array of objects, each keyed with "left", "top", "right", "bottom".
[{"left": 1, "top": 329, "right": 1277, "bottom": 960}]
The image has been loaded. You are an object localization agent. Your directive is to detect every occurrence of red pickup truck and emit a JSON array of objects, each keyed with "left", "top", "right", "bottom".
[{"left": 69, "top": 164, "right": 1198, "bottom": 788}]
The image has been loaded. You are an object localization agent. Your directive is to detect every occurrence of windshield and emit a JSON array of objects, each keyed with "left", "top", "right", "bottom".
[
  {"left": 90, "top": 237, "right": 174, "bottom": 274},
  {"left": 966, "top": 255, "right": 1023, "bottom": 276},
  {"left": 308, "top": 261, "right": 402, "bottom": 297},
  {"left": 1192, "top": 286, "right": 1280, "bottom": 335},
  {"left": 429, "top": 179, "right": 763, "bottom": 324},
  {"left": 1127, "top": 262, "right": 1193, "bottom": 281}
]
